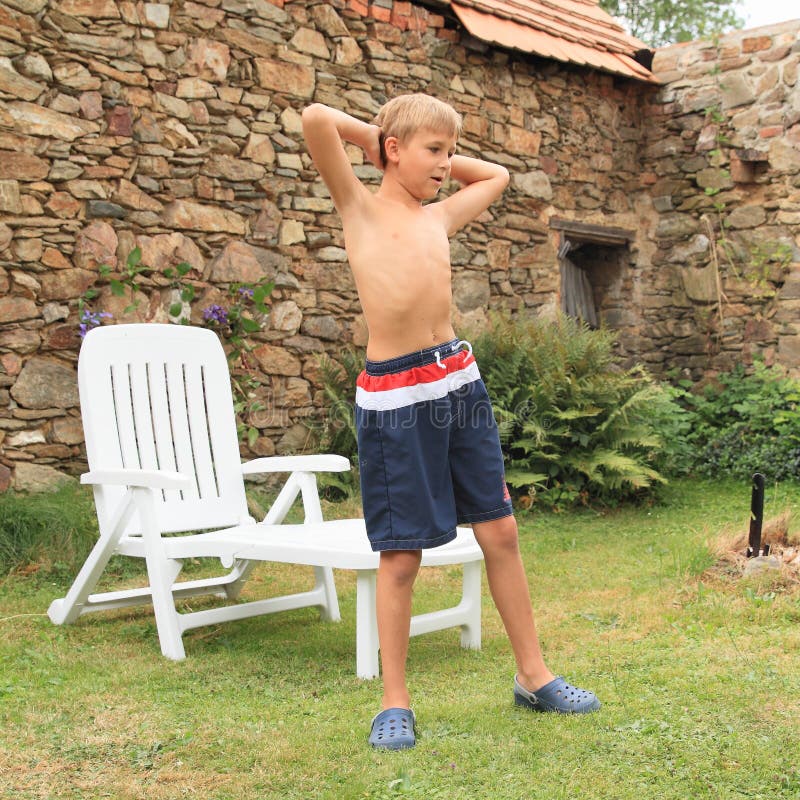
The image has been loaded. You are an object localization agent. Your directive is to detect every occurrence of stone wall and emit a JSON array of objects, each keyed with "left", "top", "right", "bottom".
[
  {"left": 0, "top": 0, "right": 654, "bottom": 490},
  {"left": 640, "top": 21, "right": 800, "bottom": 378}
]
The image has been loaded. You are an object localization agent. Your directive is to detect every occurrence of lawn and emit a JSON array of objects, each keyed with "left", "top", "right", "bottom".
[{"left": 1, "top": 478, "right": 799, "bottom": 799}]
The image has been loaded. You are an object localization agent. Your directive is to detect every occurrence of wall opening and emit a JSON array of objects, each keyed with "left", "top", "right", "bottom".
[{"left": 551, "top": 218, "right": 636, "bottom": 330}]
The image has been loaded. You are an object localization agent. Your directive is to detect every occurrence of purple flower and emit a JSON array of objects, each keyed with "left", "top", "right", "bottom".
[
  {"left": 238, "top": 287, "right": 254, "bottom": 299},
  {"left": 79, "top": 309, "right": 112, "bottom": 339},
  {"left": 202, "top": 304, "right": 229, "bottom": 325}
]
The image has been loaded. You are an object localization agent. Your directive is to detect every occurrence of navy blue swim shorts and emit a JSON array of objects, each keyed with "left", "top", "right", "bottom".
[{"left": 355, "top": 338, "right": 513, "bottom": 552}]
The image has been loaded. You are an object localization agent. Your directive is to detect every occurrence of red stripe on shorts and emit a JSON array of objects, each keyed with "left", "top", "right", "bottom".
[{"left": 357, "top": 349, "right": 474, "bottom": 393}]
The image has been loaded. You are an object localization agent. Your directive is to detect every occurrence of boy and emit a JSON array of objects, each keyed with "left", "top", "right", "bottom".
[{"left": 302, "top": 94, "right": 599, "bottom": 750}]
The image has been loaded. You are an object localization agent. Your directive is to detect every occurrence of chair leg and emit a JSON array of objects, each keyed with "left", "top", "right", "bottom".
[
  {"left": 459, "top": 560, "right": 482, "bottom": 650},
  {"left": 48, "top": 490, "right": 137, "bottom": 625},
  {"left": 137, "top": 488, "right": 187, "bottom": 661},
  {"left": 355, "top": 570, "right": 379, "bottom": 679},
  {"left": 314, "top": 566, "right": 341, "bottom": 622}
]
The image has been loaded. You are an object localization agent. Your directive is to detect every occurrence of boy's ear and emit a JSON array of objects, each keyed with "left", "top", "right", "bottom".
[{"left": 383, "top": 135, "right": 400, "bottom": 164}]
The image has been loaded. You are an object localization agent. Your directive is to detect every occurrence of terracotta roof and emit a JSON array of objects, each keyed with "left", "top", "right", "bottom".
[{"left": 442, "top": 0, "right": 658, "bottom": 83}]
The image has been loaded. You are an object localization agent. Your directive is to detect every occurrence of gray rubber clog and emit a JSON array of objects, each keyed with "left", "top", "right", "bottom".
[
  {"left": 368, "top": 707, "right": 416, "bottom": 750},
  {"left": 514, "top": 675, "right": 601, "bottom": 714}
]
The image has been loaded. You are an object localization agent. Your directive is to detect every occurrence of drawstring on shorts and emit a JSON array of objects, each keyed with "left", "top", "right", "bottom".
[{"left": 434, "top": 339, "right": 473, "bottom": 369}]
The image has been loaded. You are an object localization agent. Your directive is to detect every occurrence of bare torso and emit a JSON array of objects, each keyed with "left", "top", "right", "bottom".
[{"left": 342, "top": 192, "right": 456, "bottom": 361}]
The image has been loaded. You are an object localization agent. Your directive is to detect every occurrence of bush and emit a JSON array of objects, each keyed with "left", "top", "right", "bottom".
[
  {"left": 673, "top": 361, "right": 800, "bottom": 482},
  {"left": 0, "top": 484, "right": 98, "bottom": 576},
  {"left": 471, "top": 313, "right": 675, "bottom": 509}
]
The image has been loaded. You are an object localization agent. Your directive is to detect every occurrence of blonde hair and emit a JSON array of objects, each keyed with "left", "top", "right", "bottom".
[{"left": 373, "top": 94, "right": 462, "bottom": 163}]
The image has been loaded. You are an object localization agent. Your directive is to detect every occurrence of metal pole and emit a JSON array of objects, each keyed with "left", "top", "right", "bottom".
[{"left": 746, "top": 473, "right": 766, "bottom": 558}]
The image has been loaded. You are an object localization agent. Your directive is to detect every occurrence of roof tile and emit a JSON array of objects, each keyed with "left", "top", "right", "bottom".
[{"left": 446, "top": 0, "right": 658, "bottom": 83}]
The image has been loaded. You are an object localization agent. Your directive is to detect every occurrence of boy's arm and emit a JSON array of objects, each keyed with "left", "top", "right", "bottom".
[
  {"left": 437, "top": 154, "right": 510, "bottom": 235},
  {"left": 301, "top": 103, "right": 382, "bottom": 212}
]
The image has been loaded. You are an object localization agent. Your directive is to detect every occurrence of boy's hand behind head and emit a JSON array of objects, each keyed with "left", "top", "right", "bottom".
[{"left": 364, "top": 124, "right": 384, "bottom": 171}]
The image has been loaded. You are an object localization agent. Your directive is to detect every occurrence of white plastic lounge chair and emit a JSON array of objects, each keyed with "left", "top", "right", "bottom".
[{"left": 48, "top": 324, "right": 483, "bottom": 678}]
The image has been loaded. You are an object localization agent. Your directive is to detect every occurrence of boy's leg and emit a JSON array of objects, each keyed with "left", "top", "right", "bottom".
[
  {"left": 376, "top": 549, "right": 422, "bottom": 710},
  {"left": 471, "top": 514, "right": 555, "bottom": 692}
]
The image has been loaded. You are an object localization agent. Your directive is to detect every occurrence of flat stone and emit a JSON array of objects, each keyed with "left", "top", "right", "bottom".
[
  {"left": 137, "top": 231, "right": 204, "bottom": 273},
  {"left": 742, "top": 554, "right": 782, "bottom": 576},
  {"left": 53, "top": 61, "right": 101, "bottom": 91},
  {"left": 778, "top": 335, "right": 800, "bottom": 366},
  {"left": 176, "top": 77, "right": 216, "bottom": 99},
  {"left": 311, "top": 3, "right": 349, "bottom": 37},
  {"left": 680, "top": 265, "right": 717, "bottom": 303},
  {"left": 300, "top": 315, "right": 341, "bottom": 341},
  {"left": 279, "top": 219, "right": 305, "bottom": 246},
  {"left": 205, "top": 155, "right": 266, "bottom": 181},
  {"left": 696, "top": 167, "right": 734, "bottom": 192},
  {"left": 0, "top": 296, "right": 37, "bottom": 322},
  {"left": 113, "top": 178, "right": 163, "bottom": 212},
  {"left": 208, "top": 240, "right": 267, "bottom": 282},
  {"left": 46, "top": 191, "right": 82, "bottom": 218},
  {"left": 52, "top": 416, "right": 85, "bottom": 445},
  {"left": 0, "top": 58, "right": 44, "bottom": 101},
  {"left": 59, "top": 0, "right": 121, "bottom": 17},
  {"left": 7, "top": 100, "right": 100, "bottom": 141},
  {"left": 779, "top": 269, "right": 800, "bottom": 300},
  {"left": 10, "top": 357, "right": 79, "bottom": 409},
  {"left": 186, "top": 38, "right": 230, "bottom": 81},
  {"left": 453, "top": 271, "right": 490, "bottom": 311},
  {"left": 73, "top": 220, "right": 118, "bottom": 270},
  {"left": 255, "top": 58, "right": 315, "bottom": 98},
  {"left": 290, "top": 27, "right": 329, "bottom": 59},
  {"left": 237, "top": 133, "right": 274, "bottom": 169},
  {"left": 162, "top": 200, "right": 245, "bottom": 234},
  {"left": 13, "top": 462, "right": 75, "bottom": 492},
  {"left": 221, "top": 28, "right": 274, "bottom": 58},
  {"left": 513, "top": 170, "right": 552, "bottom": 200},
  {"left": 0, "top": 180, "right": 22, "bottom": 213},
  {"left": 727, "top": 205, "right": 767, "bottom": 229},
  {"left": 3, "top": 0, "right": 47, "bottom": 11},
  {"left": 144, "top": 2, "right": 170, "bottom": 28},
  {"left": 270, "top": 300, "right": 302, "bottom": 332},
  {"left": 721, "top": 73, "right": 756, "bottom": 109},
  {"left": 252, "top": 343, "right": 302, "bottom": 376},
  {"left": 40, "top": 268, "right": 95, "bottom": 300}
]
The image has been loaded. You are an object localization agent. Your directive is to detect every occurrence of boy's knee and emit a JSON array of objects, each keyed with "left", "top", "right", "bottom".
[
  {"left": 379, "top": 549, "right": 422, "bottom": 584},
  {"left": 473, "top": 515, "right": 520, "bottom": 554}
]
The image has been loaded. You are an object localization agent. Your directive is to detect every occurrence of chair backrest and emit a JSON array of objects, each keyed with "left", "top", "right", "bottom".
[{"left": 78, "top": 324, "right": 252, "bottom": 535}]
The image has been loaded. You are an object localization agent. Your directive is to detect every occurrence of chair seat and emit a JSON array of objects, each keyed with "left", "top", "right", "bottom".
[{"left": 167, "top": 520, "right": 482, "bottom": 570}]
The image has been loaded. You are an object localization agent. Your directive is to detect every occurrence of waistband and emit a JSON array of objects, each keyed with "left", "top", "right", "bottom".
[{"left": 364, "top": 339, "right": 472, "bottom": 376}]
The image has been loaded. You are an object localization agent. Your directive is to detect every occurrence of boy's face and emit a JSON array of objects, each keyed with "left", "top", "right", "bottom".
[{"left": 389, "top": 128, "right": 457, "bottom": 200}]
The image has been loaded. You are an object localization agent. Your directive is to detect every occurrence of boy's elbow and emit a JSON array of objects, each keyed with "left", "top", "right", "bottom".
[
  {"left": 302, "top": 103, "right": 327, "bottom": 131},
  {"left": 497, "top": 166, "right": 510, "bottom": 187}
]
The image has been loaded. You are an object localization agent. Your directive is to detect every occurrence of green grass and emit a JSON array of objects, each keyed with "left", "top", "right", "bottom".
[{"left": 1, "top": 478, "right": 799, "bottom": 799}]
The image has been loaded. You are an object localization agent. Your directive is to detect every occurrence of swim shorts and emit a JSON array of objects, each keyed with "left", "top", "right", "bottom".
[{"left": 355, "top": 338, "right": 513, "bottom": 552}]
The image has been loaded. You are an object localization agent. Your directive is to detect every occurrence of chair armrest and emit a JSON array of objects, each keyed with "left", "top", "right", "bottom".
[
  {"left": 241, "top": 455, "right": 351, "bottom": 475},
  {"left": 81, "top": 469, "right": 191, "bottom": 490}
]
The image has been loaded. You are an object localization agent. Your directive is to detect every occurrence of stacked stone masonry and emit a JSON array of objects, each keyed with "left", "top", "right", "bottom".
[
  {"left": 642, "top": 20, "right": 800, "bottom": 378},
  {"left": 0, "top": 0, "right": 798, "bottom": 490}
]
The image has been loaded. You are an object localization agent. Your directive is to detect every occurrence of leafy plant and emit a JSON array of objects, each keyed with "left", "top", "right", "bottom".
[
  {"left": 674, "top": 360, "right": 800, "bottom": 482},
  {"left": 314, "top": 347, "right": 365, "bottom": 498},
  {"left": 201, "top": 280, "right": 275, "bottom": 448},
  {"left": 471, "top": 312, "right": 673, "bottom": 510}
]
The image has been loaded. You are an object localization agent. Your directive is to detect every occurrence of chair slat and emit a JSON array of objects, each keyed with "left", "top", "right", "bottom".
[
  {"left": 147, "top": 362, "right": 183, "bottom": 504},
  {"left": 183, "top": 362, "right": 218, "bottom": 500},
  {"left": 110, "top": 363, "right": 141, "bottom": 470},
  {"left": 164, "top": 361, "right": 200, "bottom": 501},
  {"left": 129, "top": 362, "right": 160, "bottom": 474}
]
